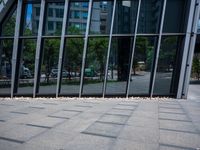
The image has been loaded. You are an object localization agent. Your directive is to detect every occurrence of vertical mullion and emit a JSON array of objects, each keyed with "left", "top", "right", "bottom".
[
  {"left": 181, "top": 0, "right": 200, "bottom": 98},
  {"left": 102, "top": 0, "right": 117, "bottom": 98},
  {"left": 177, "top": 0, "right": 198, "bottom": 98},
  {"left": 56, "top": 0, "right": 69, "bottom": 97},
  {"left": 11, "top": 0, "right": 23, "bottom": 98},
  {"left": 126, "top": 0, "right": 141, "bottom": 98},
  {"left": 150, "top": 0, "right": 167, "bottom": 98},
  {"left": 33, "top": 0, "right": 45, "bottom": 98},
  {"left": 79, "top": 0, "right": 93, "bottom": 97}
]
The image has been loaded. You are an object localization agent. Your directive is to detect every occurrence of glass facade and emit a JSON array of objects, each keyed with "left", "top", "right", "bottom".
[{"left": 0, "top": 0, "right": 197, "bottom": 98}]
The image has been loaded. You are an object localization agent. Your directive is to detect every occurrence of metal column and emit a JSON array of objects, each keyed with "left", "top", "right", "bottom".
[
  {"left": 150, "top": 0, "right": 167, "bottom": 98},
  {"left": 79, "top": 0, "right": 93, "bottom": 97},
  {"left": 181, "top": 0, "right": 200, "bottom": 98},
  {"left": 126, "top": 0, "right": 141, "bottom": 98},
  {"left": 33, "top": 0, "right": 45, "bottom": 97},
  {"left": 56, "top": 0, "right": 69, "bottom": 97},
  {"left": 11, "top": 0, "right": 22, "bottom": 98},
  {"left": 177, "top": 0, "right": 199, "bottom": 98},
  {"left": 102, "top": 0, "right": 116, "bottom": 97}
]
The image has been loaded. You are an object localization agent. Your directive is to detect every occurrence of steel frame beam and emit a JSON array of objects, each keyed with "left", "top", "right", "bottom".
[
  {"left": 150, "top": 0, "right": 167, "bottom": 98},
  {"left": 56, "top": 0, "right": 69, "bottom": 97},
  {"left": 126, "top": 0, "right": 141, "bottom": 98},
  {"left": 11, "top": 0, "right": 22, "bottom": 98},
  {"left": 177, "top": 0, "right": 199, "bottom": 98},
  {"left": 79, "top": 0, "right": 93, "bottom": 97},
  {"left": 33, "top": 0, "right": 45, "bottom": 97},
  {"left": 102, "top": 0, "right": 116, "bottom": 97}
]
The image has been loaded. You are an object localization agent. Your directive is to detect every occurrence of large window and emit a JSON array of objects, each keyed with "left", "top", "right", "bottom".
[
  {"left": 38, "top": 39, "right": 60, "bottom": 95},
  {"left": 105, "top": 37, "right": 133, "bottom": 96},
  {"left": 60, "top": 38, "right": 84, "bottom": 95},
  {"left": 44, "top": 3, "right": 64, "bottom": 36},
  {"left": 22, "top": 2, "right": 41, "bottom": 36},
  {"left": 0, "top": 40, "right": 13, "bottom": 95},
  {"left": 67, "top": 1, "right": 89, "bottom": 35},
  {"left": 82, "top": 37, "right": 109, "bottom": 95},
  {"left": 154, "top": 36, "right": 184, "bottom": 96},
  {"left": 129, "top": 36, "right": 157, "bottom": 95},
  {"left": 17, "top": 39, "right": 36, "bottom": 95},
  {"left": 113, "top": 0, "right": 138, "bottom": 34}
]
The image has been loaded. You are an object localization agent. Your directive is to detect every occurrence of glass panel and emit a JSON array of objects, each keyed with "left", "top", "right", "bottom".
[
  {"left": 191, "top": 35, "right": 200, "bottom": 81},
  {"left": 38, "top": 39, "right": 60, "bottom": 95},
  {"left": 66, "top": 1, "right": 89, "bottom": 35},
  {"left": 17, "top": 39, "right": 36, "bottom": 95},
  {"left": 22, "top": 3, "right": 41, "bottom": 36},
  {"left": 0, "top": 39, "right": 13, "bottom": 95},
  {"left": 82, "top": 37, "right": 109, "bottom": 95},
  {"left": 44, "top": 3, "right": 64, "bottom": 36},
  {"left": 129, "top": 36, "right": 157, "bottom": 95},
  {"left": 1, "top": 6, "right": 16, "bottom": 36},
  {"left": 60, "top": 38, "right": 84, "bottom": 95},
  {"left": 163, "top": 0, "right": 187, "bottom": 33},
  {"left": 154, "top": 36, "right": 183, "bottom": 95},
  {"left": 138, "top": 0, "right": 163, "bottom": 34},
  {"left": 113, "top": 0, "right": 138, "bottom": 34},
  {"left": 106, "top": 37, "right": 133, "bottom": 95},
  {"left": 90, "top": 1, "right": 113, "bottom": 34}
]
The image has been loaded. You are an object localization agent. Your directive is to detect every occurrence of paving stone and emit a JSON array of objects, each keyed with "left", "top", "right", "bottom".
[
  {"left": 27, "top": 130, "right": 76, "bottom": 149},
  {"left": 82, "top": 121, "right": 123, "bottom": 138},
  {"left": 119, "top": 126, "right": 159, "bottom": 144},
  {"left": 159, "top": 130, "right": 200, "bottom": 148},
  {"left": 0, "top": 139, "right": 21, "bottom": 150},
  {"left": 159, "top": 120, "right": 197, "bottom": 133},
  {"left": 127, "top": 116, "right": 159, "bottom": 128},
  {"left": 159, "top": 113, "right": 189, "bottom": 122},
  {"left": 98, "top": 114, "right": 129, "bottom": 125},
  {"left": 106, "top": 109, "right": 133, "bottom": 116},
  {"left": 111, "top": 139, "right": 159, "bottom": 150},
  {"left": 113, "top": 105, "right": 136, "bottom": 110},
  {"left": 27, "top": 116, "right": 66, "bottom": 128},
  {"left": 159, "top": 108, "right": 185, "bottom": 114},
  {"left": 159, "top": 104, "right": 182, "bottom": 109},
  {"left": 0, "top": 125, "right": 46, "bottom": 142},
  {"left": 48, "top": 110, "right": 81, "bottom": 119},
  {"left": 63, "top": 134, "right": 115, "bottom": 150},
  {"left": 159, "top": 144, "right": 196, "bottom": 150}
]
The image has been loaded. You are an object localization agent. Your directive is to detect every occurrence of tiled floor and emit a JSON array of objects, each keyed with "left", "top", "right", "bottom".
[{"left": 0, "top": 86, "right": 199, "bottom": 150}]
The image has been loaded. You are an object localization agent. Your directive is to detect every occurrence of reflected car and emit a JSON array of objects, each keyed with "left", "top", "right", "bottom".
[{"left": 50, "top": 69, "right": 69, "bottom": 78}]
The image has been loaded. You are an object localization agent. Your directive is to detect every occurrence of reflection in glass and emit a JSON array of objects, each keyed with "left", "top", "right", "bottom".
[
  {"left": 38, "top": 39, "right": 60, "bottom": 95},
  {"left": 154, "top": 36, "right": 183, "bottom": 95},
  {"left": 60, "top": 38, "right": 84, "bottom": 95},
  {"left": 44, "top": 3, "right": 64, "bottom": 36},
  {"left": 106, "top": 37, "right": 133, "bottom": 95},
  {"left": 138, "top": 0, "right": 163, "bottom": 33},
  {"left": 17, "top": 39, "right": 36, "bottom": 94},
  {"left": 113, "top": 0, "right": 138, "bottom": 34},
  {"left": 0, "top": 40, "right": 13, "bottom": 95},
  {"left": 1, "top": 6, "right": 16, "bottom": 36},
  {"left": 82, "top": 37, "right": 108, "bottom": 95},
  {"left": 90, "top": 1, "right": 113, "bottom": 34},
  {"left": 66, "top": 1, "right": 89, "bottom": 35},
  {"left": 129, "top": 36, "right": 157, "bottom": 95},
  {"left": 22, "top": 3, "right": 41, "bottom": 36},
  {"left": 163, "top": 0, "right": 187, "bottom": 33}
]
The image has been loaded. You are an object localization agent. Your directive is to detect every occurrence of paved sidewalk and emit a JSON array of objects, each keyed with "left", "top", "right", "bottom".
[{"left": 0, "top": 87, "right": 200, "bottom": 150}]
